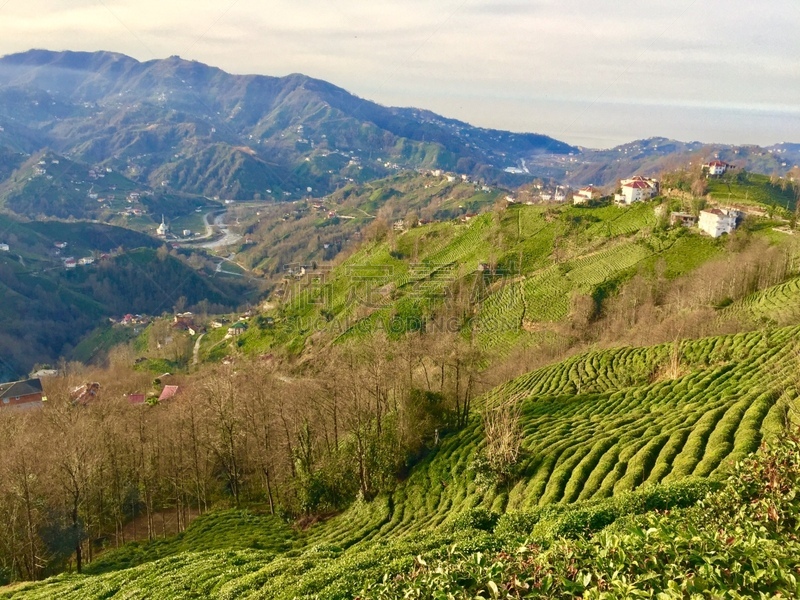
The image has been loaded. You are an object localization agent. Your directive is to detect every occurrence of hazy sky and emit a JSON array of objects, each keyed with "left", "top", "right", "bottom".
[{"left": 0, "top": 0, "right": 798, "bottom": 148}]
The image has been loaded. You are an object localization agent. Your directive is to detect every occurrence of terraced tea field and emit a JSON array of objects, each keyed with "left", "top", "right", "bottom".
[
  {"left": 9, "top": 326, "right": 798, "bottom": 600},
  {"left": 720, "top": 275, "right": 800, "bottom": 326},
  {"left": 209, "top": 202, "right": 676, "bottom": 357}
]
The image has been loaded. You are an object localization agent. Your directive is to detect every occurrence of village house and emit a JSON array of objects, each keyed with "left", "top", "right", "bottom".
[
  {"left": 0, "top": 378, "right": 45, "bottom": 409},
  {"left": 615, "top": 176, "right": 659, "bottom": 205},
  {"left": 0, "top": 243, "right": 9, "bottom": 252},
  {"left": 71, "top": 382, "right": 100, "bottom": 406},
  {"left": 670, "top": 212, "right": 698, "bottom": 227},
  {"left": 698, "top": 208, "right": 743, "bottom": 238},
  {"left": 227, "top": 322, "right": 248, "bottom": 337},
  {"left": 173, "top": 312, "right": 195, "bottom": 330},
  {"left": 703, "top": 160, "right": 731, "bottom": 176},
  {"left": 158, "top": 385, "right": 181, "bottom": 402},
  {"left": 30, "top": 368, "right": 58, "bottom": 378},
  {"left": 127, "top": 393, "right": 146, "bottom": 405},
  {"left": 573, "top": 186, "right": 601, "bottom": 205}
]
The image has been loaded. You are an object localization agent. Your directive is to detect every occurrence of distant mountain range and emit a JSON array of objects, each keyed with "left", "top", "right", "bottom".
[
  {"left": 0, "top": 49, "right": 797, "bottom": 207},
  {"left": 0, "top": 49, "right": 573, "bottom": 201}
]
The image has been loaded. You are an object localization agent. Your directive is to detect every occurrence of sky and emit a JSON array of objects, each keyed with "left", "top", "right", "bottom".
[{"left": 0, "top": 0, "right": 798, "bottom": 148}]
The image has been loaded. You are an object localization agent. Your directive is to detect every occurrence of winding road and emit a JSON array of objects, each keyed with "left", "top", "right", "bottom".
[{"left": 196, "top": 211, "right": 243, "bottom": 249}]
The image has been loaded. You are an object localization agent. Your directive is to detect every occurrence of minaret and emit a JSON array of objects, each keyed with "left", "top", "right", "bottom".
[{"left": 157, "top": 214, "right": 169, "bottom": 237}]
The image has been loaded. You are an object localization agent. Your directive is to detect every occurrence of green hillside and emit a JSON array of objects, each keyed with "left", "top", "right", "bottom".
[
  {"left": 705, "top": 171, "right": 796, "bottom": 212},
  {"left": 3, "top": 325, "right": 797, "bottom": 599},
  {"left": 206, "top": 194, "right": 782, "bottom": 362},
  {"left": 0, "top": 149, "right": 214, "bottom": 229},
  {"left": 0, "top": 216, "right": 255, "bottom": 376},
  {"left": 3, "top": 172, "right": 800, "bottom": 597},
  {"left": 0, "top": 151, "right": 138, "bottom": 219},
  {"left": 237, "top": 171, "right": 504, "bottom": 275}
]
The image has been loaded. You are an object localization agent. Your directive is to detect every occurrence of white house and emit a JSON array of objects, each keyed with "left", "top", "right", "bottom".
[
  {"left": 615, "top": 176, "right": 659, "bottom": 205},
  {"left": 698, "top": 208, "right": 742, "bottom": 238},
  {"left": 703, "top": 160, "right": 730, "bottom": 176},
  {"left": 573, "top": 186, "right": 601, "bottom": 205},
  {"left": 0, "top": 243, "right": 9, "bottom": 252}
]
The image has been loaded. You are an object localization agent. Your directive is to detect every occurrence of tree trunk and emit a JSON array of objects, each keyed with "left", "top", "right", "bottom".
[
  {"left": 264, "top": 467, "right": 275, "bottom": 515},
  {"left": 73, "top": 505, "right": 82, "bottom": 574}
]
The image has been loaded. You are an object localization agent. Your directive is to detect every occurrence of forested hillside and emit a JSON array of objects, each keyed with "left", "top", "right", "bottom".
[{"left": 0, "top": 215, "right": 256, "bottom": 376}]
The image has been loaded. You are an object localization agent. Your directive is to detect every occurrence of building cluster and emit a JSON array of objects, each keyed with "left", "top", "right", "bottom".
[
  {"left": 528, "top": 184, "right": 569, "bottom": 203},
  {"left": 53, "top": 242, "right": 105, "bottom": 269}
]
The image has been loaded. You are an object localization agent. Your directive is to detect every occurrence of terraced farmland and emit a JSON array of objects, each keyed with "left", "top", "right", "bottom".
[
  {"left": 8, "top": 326, "right": 798, "bottom": 600},
  {"left": 720, "top": 275, "right": 800, "bottom": 326}
]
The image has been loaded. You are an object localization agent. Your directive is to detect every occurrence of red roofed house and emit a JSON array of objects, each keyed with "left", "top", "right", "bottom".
[
  {"left": 0, "top": 378, "right": 45, "bottom": 410},
  {"left": 703, "top": 160, "right": 731, "bottom": 176},
  {"left": 127, "top": 393, "right": 146, "bottom": 405},
  {"left": 615, "top": 176, "right": 659, "bottom": 205},
  {"left": 158, "top": 385, "right": 180, "bottom": 402}
]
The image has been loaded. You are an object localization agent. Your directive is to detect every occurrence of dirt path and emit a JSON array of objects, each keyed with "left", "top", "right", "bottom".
[{"left": 192, "top": 333, "right": 205, "bottom": 366}]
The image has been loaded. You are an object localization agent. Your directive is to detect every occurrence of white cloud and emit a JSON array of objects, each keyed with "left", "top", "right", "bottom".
[{"left": 0, "top": 0, "right": 798, "bottom": 146}]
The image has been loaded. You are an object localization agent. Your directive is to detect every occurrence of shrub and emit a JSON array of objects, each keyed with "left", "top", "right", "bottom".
[{"left": 448, "top": 507, "right": 500, "bottom": 533}]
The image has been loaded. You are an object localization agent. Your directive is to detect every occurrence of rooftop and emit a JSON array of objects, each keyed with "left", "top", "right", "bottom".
[{"left": 0, "top": 378, "right": 44, "bottom": 402}]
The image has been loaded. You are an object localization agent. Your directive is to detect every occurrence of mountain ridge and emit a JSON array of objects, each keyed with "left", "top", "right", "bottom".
[{"left": 0, "top": 49, "right": 575, "bottom": 199}]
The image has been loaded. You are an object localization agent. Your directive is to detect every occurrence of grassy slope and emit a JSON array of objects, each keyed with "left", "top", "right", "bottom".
[
  {"left": 210, "top": 200, "right": 732, "bottom": 361},
  {"left": 6, "top": 324, "right": 797, "bottom": 599},
  {"left": 706, "top": 171, "right": 796, "bottom": 212}
]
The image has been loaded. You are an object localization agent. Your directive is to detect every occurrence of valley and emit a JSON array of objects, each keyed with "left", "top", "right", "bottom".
[{"left": 0, "top": 48, "right": 799, "bottom": 599}]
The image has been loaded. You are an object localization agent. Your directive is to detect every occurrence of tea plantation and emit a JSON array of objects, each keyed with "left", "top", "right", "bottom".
[
  {"left": 5, "top": 325, "right": 797, "bottom": 599},
  {"left": 214, "top": 201, "right": 712, "bottom": 360}
]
